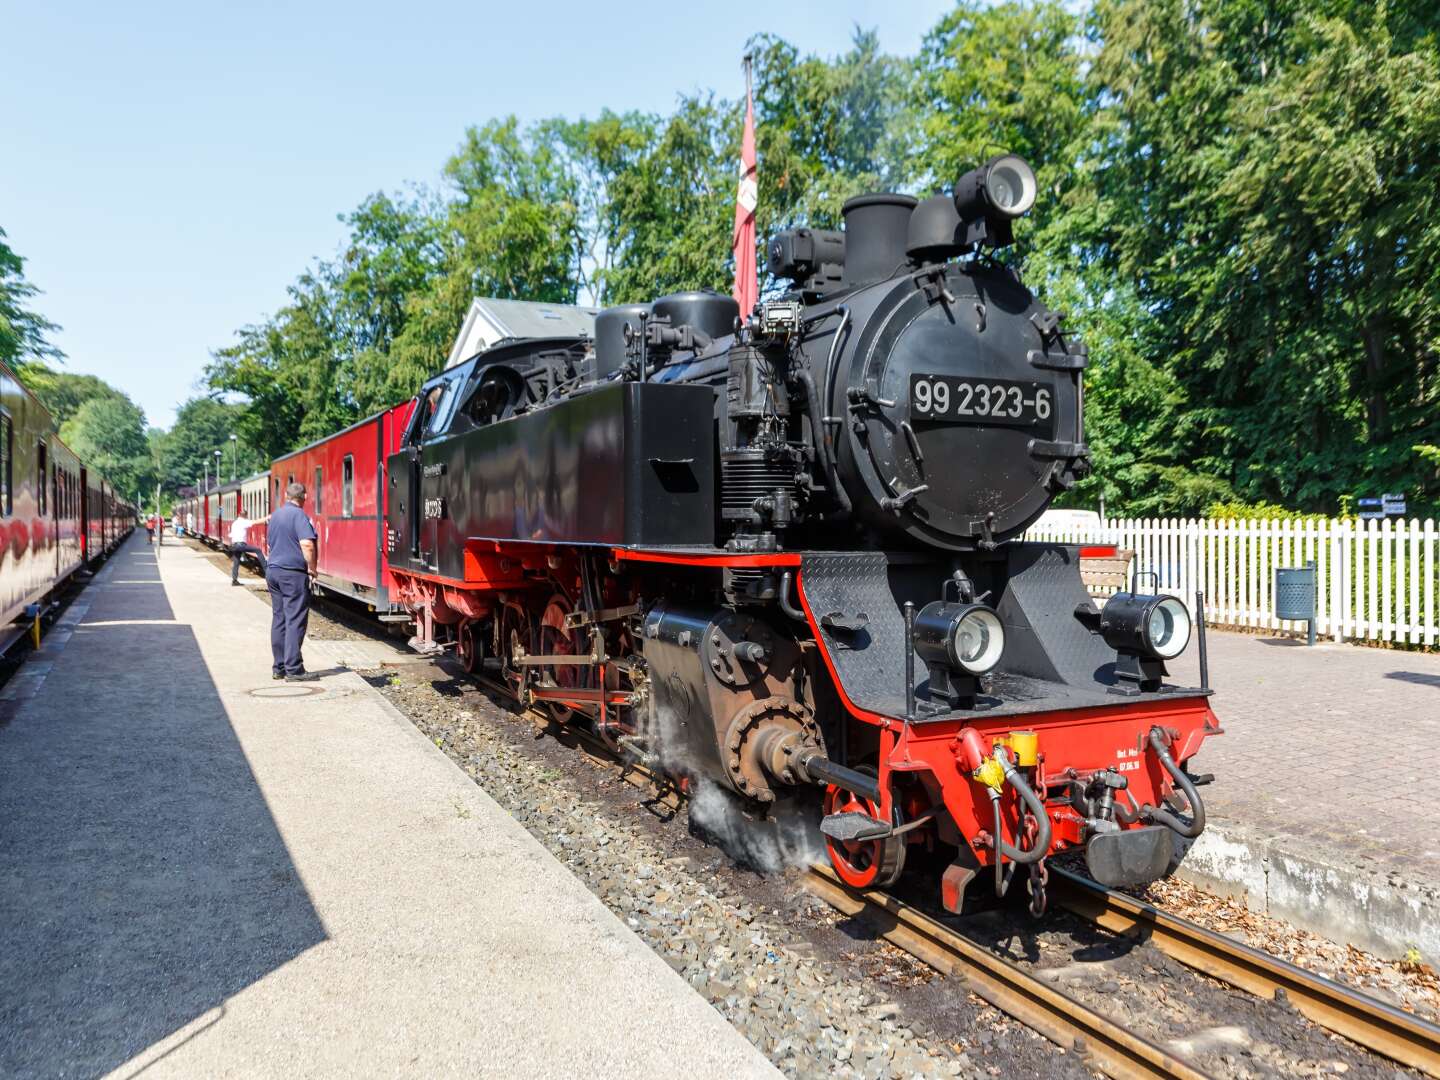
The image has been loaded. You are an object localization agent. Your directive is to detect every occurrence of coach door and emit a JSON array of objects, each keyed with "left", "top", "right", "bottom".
[
  {"left": 414, "top": 369, "right": 467, "bottom": 572},
  {"left": 397, "top": 395, "right": 427, "bottom": 567}
]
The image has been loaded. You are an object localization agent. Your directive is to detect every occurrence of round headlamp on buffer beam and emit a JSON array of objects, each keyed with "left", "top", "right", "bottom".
[
  {"left": 1099, "top": 592, "right": 1192, "bottom": 693},
  {"left": 912, "top": 601, "right": 1006, "bottom": 709}
]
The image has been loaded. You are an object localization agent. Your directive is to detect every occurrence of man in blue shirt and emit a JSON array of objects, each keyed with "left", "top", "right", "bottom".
[{"left": 266, "top": 482, "right": 319, "bottom": 681}]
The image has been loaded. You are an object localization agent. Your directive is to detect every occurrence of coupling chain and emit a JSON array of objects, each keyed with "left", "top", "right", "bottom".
[{"left": 1022, "top": 812, "right": 1049, "bottom": 917}]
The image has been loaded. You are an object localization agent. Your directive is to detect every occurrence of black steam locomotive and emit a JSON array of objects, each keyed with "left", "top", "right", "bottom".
[{"left": 385, "top": 155, "right": 1218, "bottom": 910}]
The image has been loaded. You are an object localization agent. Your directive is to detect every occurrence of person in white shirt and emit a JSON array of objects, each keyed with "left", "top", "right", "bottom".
[{"left": 229, "top": 513, "right": 268, "bottom": 585}]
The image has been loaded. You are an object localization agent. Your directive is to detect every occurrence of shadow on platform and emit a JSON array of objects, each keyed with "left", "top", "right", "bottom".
[
  {"left": 0, "top": 540, "right": 326, "bottom": 1078},
  {"left": 1384, "top": 670, "right": 1440, "bottom": 689}
]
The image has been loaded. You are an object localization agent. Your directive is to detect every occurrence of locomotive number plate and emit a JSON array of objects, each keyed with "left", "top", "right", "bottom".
[{"left": 909, "top": 374, "right": 1053, "bottom": 428}]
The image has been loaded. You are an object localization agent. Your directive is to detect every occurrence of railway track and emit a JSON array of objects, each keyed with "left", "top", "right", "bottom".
[
  {"left": 802, "top": 863, "right": 1209, "bottom": 1080},
  {"left": 1050, "top": 869, "right": 1440, "bottom": 1078},
  {"left": 566, "top": 716, "right": 1440, "bottom": 1079}
]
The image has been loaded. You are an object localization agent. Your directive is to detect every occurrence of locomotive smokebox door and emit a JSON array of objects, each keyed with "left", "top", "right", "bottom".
[{"left": 838, "top": 265, "right": 1088, "bottom": 550}]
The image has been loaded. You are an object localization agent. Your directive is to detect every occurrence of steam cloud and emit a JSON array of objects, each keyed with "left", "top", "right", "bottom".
[
  {"left": 646, "top": 702, "right": 826, "bottom": 872},
  {"left": 688, "top": 778, "right": 826, "bottom": 873}
]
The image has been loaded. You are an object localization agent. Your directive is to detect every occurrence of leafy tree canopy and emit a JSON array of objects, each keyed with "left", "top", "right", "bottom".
[
  {"left": 160, "top": 396, "right": 267, "bottom": 493},
  {"left": 191, "top": 1, "right": 1440, "bottom": 517},
  {"left": 0, "top": 227, "right": 61, "bottom": 371},
  {"left": 59, "top": 396, "right": 151, "bottom": 497}
]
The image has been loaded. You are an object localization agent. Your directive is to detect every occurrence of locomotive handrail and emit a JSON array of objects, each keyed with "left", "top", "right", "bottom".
[
  {"left": 777, "top": 571, "right": 807, "bottom": 621},
  {"left": 795, "top": 368, "right": 851, "bottom": 512},
  {"left": 819, "top": 304, "right": 851, "bottom": 431}
]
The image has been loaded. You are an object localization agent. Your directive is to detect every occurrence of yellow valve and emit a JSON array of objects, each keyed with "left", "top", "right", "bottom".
[
  {"left": 973, "top": 757, "right": 1005, "bottom": 792},
  {"left": 1007, "top": 730, "right": 1039, "bottom": 767}
]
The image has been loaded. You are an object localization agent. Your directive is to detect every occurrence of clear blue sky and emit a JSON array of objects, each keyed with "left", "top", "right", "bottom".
[{"left": 2, "top": 0, "right": 950, "bottom": 428}]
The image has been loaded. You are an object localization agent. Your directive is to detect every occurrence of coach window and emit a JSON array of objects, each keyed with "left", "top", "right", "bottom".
[
  {"left": 342, "top": 455, "right": 354, "bottom": 517},
  {"left": 0, "top": 414, "right": 11, "bottom": 515},
  {"left": 36, "top": 444, "right": 46, "bottom": 516},
  {"left": 314, "top": 467, "right": 323, "bottom": 513}
]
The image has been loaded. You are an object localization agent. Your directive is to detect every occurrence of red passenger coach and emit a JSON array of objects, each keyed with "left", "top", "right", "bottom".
[
  {"left": 268, "top": 402, "right": 415, "bottom": 607},
  {"left": 0, "top": 360, "right": 133, "bottom": 645}
]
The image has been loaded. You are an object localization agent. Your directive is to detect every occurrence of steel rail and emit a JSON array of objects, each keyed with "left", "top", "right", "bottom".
[
  {"left": 802, "top": 865, "right": 1212, "bottom": 1080},
  {"left": 1051, "top": 867, "right": 1440, "bottom": 1078}
]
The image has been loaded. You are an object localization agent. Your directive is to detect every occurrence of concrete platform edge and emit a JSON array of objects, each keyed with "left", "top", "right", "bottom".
[{"left": 1175, "top": 823, "right": 1440, "bottom": 962}]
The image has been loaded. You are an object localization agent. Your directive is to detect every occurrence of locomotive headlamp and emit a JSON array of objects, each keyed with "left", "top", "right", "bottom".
[
  {"left": 912, "top": 600, "right": 1006, "bottom": 708},
  {"left": 954, "top": 154, "right": 1038, "bottom": 222},
  {"left": 1100, "top": 592, "right": 1193, "bottom": 691}
]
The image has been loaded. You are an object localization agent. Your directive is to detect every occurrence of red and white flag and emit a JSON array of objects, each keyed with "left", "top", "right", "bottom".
[{"left": 732, "top": 72, "right": 758, "bottom": 317}]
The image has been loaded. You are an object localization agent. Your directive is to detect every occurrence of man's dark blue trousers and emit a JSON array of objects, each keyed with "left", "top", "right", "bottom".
[{"left": 266, "top": 567, "right": 311, "bottom": 676}]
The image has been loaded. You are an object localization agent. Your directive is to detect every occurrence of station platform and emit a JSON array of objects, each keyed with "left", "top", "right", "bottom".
[
  {"left": 1171, "top": 628, "right": 1440, "bottom": 962},
  {"left": 0, "top": 534, "right": 778, "bottom": 1079}
]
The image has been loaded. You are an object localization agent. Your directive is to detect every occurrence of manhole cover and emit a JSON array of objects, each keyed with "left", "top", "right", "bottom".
[{"left": 249, "top": 685, "right": 327, "bottom": 699}]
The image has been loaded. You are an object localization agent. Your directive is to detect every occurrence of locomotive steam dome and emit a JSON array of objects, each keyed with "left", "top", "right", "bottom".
[
  {"left": 823, "top": 199, "right": 1087, "bottom": 550},
  {"left": 652, "top": 290, "right": 740, "bottom": 341},
  {"left": 594, "top": 302, "right": 651, "bottom": 379}
]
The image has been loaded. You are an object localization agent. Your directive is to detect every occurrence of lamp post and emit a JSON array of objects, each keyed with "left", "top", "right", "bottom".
[
  {"left": 203, "top": 458, "right": 210, "bottom": 492},
  {"left": 229, "top": 434, "right": 238, "bottom": 480}
]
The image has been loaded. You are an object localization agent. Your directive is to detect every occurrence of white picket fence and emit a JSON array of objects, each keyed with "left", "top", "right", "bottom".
[{"left": 1026, "top": 517, "right": 1439, "bottom": 646}]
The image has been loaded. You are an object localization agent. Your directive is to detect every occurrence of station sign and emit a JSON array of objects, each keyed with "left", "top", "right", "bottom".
[{"left": 1357, "top": 494, "right": 1406, "bottom": 520}]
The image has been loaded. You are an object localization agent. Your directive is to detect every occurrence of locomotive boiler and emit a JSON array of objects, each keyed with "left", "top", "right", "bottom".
[{"left": 382, "top": 154, "right": 1219, "bottom": 913}]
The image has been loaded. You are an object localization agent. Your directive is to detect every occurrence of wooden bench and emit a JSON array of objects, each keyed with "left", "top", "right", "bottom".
[{"left": 1079, "top": 547, "right": 1134, "bottom": 600}]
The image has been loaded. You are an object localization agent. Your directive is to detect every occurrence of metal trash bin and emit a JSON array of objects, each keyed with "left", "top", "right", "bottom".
[{"left": 1275, "top": 561, "right": 1317, "bottom": 646}]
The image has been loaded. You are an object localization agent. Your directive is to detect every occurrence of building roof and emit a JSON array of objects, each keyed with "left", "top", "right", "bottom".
[{"left": 446, "top": 298, "right": 600, "bottom": 368}]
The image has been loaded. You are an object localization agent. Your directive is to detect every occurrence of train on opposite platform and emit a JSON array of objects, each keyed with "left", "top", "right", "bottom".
[
  {"left": 0, "top": 360, "right": 136, "bottom": 648},
  {"left": 183, "top": 154, "right": 1220, "bottom": 915}
]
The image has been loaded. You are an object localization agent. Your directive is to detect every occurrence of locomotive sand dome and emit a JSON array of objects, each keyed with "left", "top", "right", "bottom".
[{"left": 363, "top": 151, "right": 1219, "bottom": 914}]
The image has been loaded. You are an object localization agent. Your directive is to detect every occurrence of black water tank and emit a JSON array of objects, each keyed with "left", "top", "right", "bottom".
[
  {"left": 595, "top": 303, "right": 651, "bottom": 378},
  {"left": 842, "top": 193, "right": 917, "bottom": 288},
  {"left": 652, "top": 290, "right": 739, "bottom": 343}
]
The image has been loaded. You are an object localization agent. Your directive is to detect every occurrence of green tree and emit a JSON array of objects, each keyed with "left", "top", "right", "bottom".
[
  {"left": 1082, "top": 0, "right": 1440, "bottom": 514},
  {"left": 16, "top": 364, "right": 129, "bottom": 426},
  {"left": 363, "top": 118, "right": 583, "bottom": 407},
  {"left": 60, "top": 396, "right": 152, "bottom": 496},
  {"left": 537, "top": 111, "right": 655, "bottom": 305},
  {"left": 161, "top": 396, "right": 266, "bottom": 492},
  {"left": 208, "top": 272, "right": 355, "bottom": 461},
  {"left": 749, "top": 28, "right": 913, "bottom": 232},
  {"left": 0, "top": 227, "right": 61, "bottom": 370},
  {"left": 603, "top": 94, "right": 737, "bottom": 302}
]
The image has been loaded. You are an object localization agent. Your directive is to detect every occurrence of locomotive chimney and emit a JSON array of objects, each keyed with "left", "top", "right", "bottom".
[{"left": 841, "top": 193, "right": 917, "bottom": 289}]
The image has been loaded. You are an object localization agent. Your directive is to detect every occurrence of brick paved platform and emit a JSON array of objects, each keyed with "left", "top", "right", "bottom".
[{"left": 1170, "top": 629, "right": 1440, "bottom": 961}]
